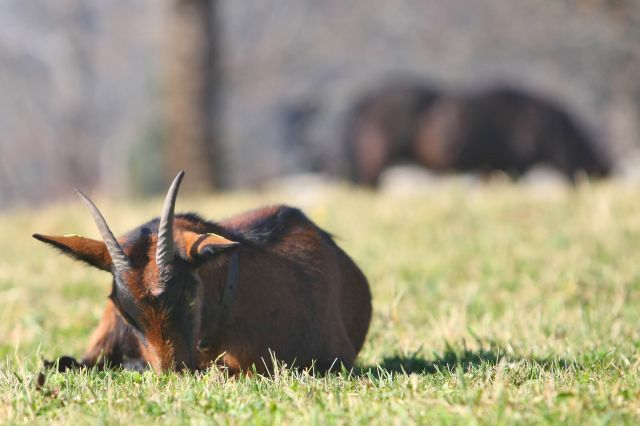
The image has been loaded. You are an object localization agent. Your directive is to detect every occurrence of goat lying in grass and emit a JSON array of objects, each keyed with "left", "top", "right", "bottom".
[{"left": 35, "top": 171, "right": 372, "bottom": 374}]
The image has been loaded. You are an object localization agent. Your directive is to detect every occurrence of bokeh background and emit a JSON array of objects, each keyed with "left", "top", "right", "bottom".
[{"left": 1, "top": 0, "right": 640, "bottom": 208}]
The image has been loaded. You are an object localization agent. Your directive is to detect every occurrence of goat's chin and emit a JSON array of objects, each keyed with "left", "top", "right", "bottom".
[{"left": 146, "top": 356, "right": 198, "bottom": 373}]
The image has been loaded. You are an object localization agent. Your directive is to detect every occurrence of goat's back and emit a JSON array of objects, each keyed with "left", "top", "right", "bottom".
[{"left": 196, "top": 206, "right": 372, "bottom": 372}]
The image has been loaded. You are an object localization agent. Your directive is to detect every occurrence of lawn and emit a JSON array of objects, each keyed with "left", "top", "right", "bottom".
[{"left": 1, "top": 181, "right": 639, "bottom": 424}]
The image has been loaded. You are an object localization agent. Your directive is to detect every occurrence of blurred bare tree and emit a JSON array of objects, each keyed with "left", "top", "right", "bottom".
[{"left": 165, "top": 0, "right": 223, "bottom": 191}]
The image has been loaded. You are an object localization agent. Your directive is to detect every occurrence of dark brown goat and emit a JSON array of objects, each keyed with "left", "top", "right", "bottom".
[
  {"left": 415, "top": 87, "right": 612, "bottom": 181},
  {"left": 346, "top": 84, "right": 611, "bottom": 185},
  {"left": 35, "top": 172, "right": 372, "bottom": 374},
  {"left": 344, "top": 81, "right": 441, "bottom": 186}
]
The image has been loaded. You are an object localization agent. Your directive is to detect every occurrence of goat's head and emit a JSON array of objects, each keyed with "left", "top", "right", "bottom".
[{"left": 34, "top": 171, "right": 239, "bottom": 372}]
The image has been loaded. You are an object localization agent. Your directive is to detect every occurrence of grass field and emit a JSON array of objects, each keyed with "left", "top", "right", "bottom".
[{"left": 1, "top": 181, "right": 640, "bottom": 424}]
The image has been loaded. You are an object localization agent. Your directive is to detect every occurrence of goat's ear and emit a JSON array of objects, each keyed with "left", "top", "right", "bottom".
[
  {"left": 182, "top": 231, "right": 239, "bottom": 263},
  {"left": 32, "top": 234, "right": 112, "bottom": 271}
]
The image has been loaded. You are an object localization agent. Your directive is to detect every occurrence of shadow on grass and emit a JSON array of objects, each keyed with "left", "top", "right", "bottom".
[{"left": 356, "top": 343, "right": 579, "bottom": 377}]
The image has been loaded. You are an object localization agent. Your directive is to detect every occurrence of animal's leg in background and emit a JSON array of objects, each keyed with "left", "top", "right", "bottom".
[{"left": 349, "top": 122, "right": 390, "bottom": 186}]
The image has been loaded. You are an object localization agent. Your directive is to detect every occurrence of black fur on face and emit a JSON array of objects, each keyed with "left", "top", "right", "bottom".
[
  {"left": 109, "top": 251, "right": 202, "bottom": 370},
  {"left": 154, "top": 259, "right": 201, "bottom": 349}
]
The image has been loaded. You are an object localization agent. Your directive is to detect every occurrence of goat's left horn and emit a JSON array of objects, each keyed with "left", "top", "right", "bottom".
[
  {"left": 75, "top": 189, "right": 130, "bottom": 273},
  {"left": 156, "top": 171, "right": 185, "bottom": 271}
]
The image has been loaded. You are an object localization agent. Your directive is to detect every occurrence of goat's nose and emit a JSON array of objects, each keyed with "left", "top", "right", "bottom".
[{"left": 173, "top": 356, "right": 198, "bottom": 372}]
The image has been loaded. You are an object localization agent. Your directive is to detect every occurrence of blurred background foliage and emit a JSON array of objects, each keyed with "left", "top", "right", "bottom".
[{"left": 0, "top": 0, "right": 639, "bottom": 208}]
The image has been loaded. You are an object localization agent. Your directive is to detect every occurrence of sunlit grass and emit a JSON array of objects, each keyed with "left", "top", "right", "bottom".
[{"left": 1, "top": 181, "right": 640, "bottom": 424}]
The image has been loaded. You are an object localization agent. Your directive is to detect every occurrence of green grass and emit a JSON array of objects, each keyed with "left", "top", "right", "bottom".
[{"left": 1, "top": 182, "right": 640, "bottom": 424}]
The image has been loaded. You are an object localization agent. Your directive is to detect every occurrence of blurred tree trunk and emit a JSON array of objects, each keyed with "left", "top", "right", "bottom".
[{"left": 165, "top": 0, "right": 222, "bottom": 191}]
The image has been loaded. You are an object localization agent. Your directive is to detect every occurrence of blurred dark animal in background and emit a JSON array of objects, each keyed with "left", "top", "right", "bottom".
[
  {"left": 345, "top": 84, "right": 612, "bottom": 186},
  {"left": 344, "top": 81, "right": 442, "bottom": 186},
  {"left": 417, "top": 87, "right": 612, "bottom": 181},
  {"left": 34, "top": 172, "right": 371, "bottom": 374}
]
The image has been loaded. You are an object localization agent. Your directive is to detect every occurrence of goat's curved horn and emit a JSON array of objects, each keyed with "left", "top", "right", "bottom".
[
  {"left": 75, "top": 189, "right": 130, "bottom": 273},
  {"left": 156, "top": 171, "right": 185, "bottom": 270}
]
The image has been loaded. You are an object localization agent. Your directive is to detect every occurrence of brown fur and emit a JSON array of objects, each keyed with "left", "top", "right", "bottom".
[
  {"left": 32, "top": 234, "right": 112, "bottom": 271},
  {"left": 35, "top": 205, "right": 372, "bottom": 374}
]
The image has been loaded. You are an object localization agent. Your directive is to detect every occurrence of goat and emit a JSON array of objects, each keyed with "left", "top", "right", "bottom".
[
  {"left": 345, "top": 83, "right": 611, "bottom": 185},
  {"left": 34, "top": 171, "right": 372, "bottom": 374},
  {"left": 414, "top": 87, "right": 612, "bottom": 182}
]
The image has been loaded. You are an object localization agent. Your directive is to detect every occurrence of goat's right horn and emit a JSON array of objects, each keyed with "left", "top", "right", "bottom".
[
  {"left": 75, "top": 189, "right": 130, "bottom": 273},
  {"left": 156, "top": 171, "right": 185, "bottom": 272}
]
